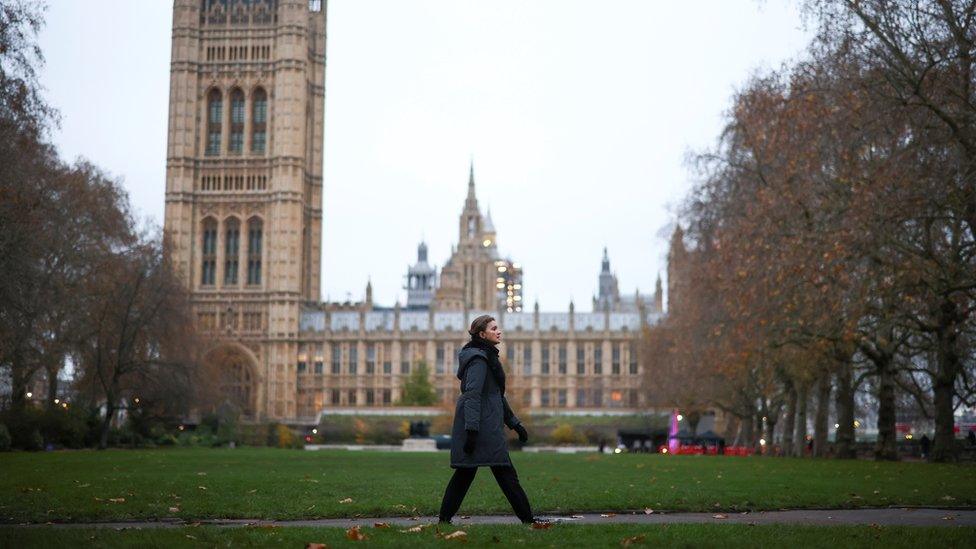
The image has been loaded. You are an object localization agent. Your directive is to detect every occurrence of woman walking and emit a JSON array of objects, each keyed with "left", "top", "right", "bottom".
[{"left": 438, "top": 315, "right": 539, "bottom": 524}]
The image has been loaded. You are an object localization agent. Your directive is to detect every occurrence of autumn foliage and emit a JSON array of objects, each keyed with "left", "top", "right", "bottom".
[{"left": 649, "top": 0, "right": 976, "bottom": 461}]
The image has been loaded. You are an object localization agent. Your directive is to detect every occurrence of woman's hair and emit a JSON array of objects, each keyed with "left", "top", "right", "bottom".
[{"left": 468, "top": 314, "right": 495, "bottom": 339}]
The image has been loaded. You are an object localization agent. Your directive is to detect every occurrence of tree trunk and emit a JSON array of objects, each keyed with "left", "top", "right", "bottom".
[
  {"left": 45, "top": 362, "right": 61, "bottom": 409},
  {"left": 10, "top": 348, "right": 29, "bottom": 412},
  {"left": 931, "top": 303, "right": 961, "bottom": 462},
  {"left": 834, "top": 367, "right": 856, "bottom": 459},
  {"left": 738, "top": 415, "right": 754, "bottom": 450},
  {"left": 813, "top": 373, "right": 832, "bottom": 458},
  {"left": 782, "top": 384, "right": 797, "bottom": 457},
  {"left": 931, "top": 376, "right": 956, "bottom": 462},
  {"left": 765, "top": 415, "right": 778, "bottom": 456},
  {"left": 99, "top": 402, "right": 115, "bottom": 450},
  {"left": 793, "top": 384, "right": 808, "bottom": 457},
  {"left": 874, "top": 358, "right": 899, "bottom": 461},
  {"left": 724, "top": 414, "right": 740, "bottom": 446}
]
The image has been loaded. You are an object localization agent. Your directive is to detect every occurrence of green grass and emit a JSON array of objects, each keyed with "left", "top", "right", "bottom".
[
  {"left": 1, "top": 448, "right": 974, "bottom": 523},
  {"left": 2, "top": 524, "right": 976, "bottom": 548}
]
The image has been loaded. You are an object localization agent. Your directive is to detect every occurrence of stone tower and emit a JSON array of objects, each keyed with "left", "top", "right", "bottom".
[
  {"left": 434, "top": 163, "right": 504, "bottom": 311},
  {"left": 163, "top": 0, "right": 326, "bottom": 420},
  {"left": 405, "top": 241, "right": 437, "bottom": 309}
]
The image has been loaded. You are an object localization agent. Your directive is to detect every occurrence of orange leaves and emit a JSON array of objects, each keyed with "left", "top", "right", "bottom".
[{"left": 345, "top": 526, "right": 367, "bottom": 541}]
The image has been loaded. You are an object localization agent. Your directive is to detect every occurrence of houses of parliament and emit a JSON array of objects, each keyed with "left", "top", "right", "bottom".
[{"left": 164, "top": 0, "right": 683, "bottom": 423}]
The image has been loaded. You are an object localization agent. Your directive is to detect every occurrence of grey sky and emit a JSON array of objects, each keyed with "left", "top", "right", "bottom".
[{"left": 37, "top": 0, "right": 812, "bottom": 311}]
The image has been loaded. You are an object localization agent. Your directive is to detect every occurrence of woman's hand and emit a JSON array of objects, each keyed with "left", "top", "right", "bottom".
[
  {"left": 463, "top": 430, "right": 478, "bottom": 454},
  {"left": 514, "top": 424, "right": 528, "bottom": 444}
]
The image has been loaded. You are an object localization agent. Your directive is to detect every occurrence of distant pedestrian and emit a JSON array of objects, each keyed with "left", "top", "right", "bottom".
[
  {"left": 598, "top": 439, "right": 606, "bottom": 454},
  {"left": 967, "top": 430, "right": 975, "bottom": 448},
  {"left": 439, "top": 315, "right": 541, "bottom": 525},
  {"left": 920, "top": 434, "right": 930, "bottom": 459}
]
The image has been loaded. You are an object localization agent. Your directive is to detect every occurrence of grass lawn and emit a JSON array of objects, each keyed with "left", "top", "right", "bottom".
[
  {"left": 1, "top": 448, "right": 974, "bottom": 523},
  {"left": 2, "top": 524, "right": 976, "bottom": 548}
]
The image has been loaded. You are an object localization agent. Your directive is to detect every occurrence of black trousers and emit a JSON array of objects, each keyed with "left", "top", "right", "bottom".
[{"left": 438, "top": 465, "right": 534, "bottom": 523}]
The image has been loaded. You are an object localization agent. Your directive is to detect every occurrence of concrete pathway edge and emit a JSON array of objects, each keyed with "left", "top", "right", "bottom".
[{"left": 5, "top": 508, "right": 976, "bottom": 529}]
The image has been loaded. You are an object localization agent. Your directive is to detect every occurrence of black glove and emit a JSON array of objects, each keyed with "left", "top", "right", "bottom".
[
  {"left": 463, "top": 430, "right": 478, "bottom": 454},
  {"left": 514, "top": 424, "right": 528, "bottom": 444}
]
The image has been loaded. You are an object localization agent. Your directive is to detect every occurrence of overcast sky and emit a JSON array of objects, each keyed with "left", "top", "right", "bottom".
[{"left": 37, "top": 0, "right": 813, "bottom": 311}]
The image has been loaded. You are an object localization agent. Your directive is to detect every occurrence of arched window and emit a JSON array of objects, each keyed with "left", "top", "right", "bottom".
[
  {"left": 206, "top": 89, "right": 222, "bottom": 155},
  {"left": 201, "top": 217, "right": 218, "bottom": 285},
  {"left": 224, "top": 217, "right": 240, "bottom": 285},
  {"left": 251, "top": 88, "right": 267, "bottom": 154},
  {"left": 229, "top": 88, "right": 245, "bottom": 154},
  {"left": 247, "top": 217, "right": 263, "bottom": 285}
]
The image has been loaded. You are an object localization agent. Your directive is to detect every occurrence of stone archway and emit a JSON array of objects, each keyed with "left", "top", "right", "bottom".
[{"left": 204, "top": 343, "right": 259, "bottom": 419}]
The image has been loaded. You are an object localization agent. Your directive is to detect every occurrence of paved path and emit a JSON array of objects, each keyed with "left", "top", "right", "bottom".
[{"left": 7, "top": 508, "right": 976, "bottom": 529}]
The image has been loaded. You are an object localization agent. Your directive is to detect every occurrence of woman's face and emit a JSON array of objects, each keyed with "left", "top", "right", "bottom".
[{"left": 480, "top": 320, "right": 502, "bottom": 344}]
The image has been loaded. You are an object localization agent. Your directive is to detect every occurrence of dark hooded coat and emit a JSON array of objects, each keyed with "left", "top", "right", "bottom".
[{"left": 450, "top": 345, "right": 522, "bottom": 468}]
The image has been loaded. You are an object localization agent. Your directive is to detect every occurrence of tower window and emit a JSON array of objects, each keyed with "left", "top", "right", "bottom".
[
  {"left": 247, "top": 218, "right": 262, "bottom": 285},
  {"left": 229, "top": 88, "right": 245, "bottom": 154},
  {"left": 224, "top": 217, "right": 240, "bottom": 285},
  {"left": 206, "top": 89, "right": 222, "bottom": 155},
  {"left": 252, "top": 88, "right": 267, "bottom": 154},
  {"left": 201, "top": 218, "right": 217, "bottom": 286}
]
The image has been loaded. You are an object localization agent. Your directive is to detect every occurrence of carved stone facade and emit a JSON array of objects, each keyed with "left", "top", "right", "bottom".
[
  {"left": 295, "top": 307, "right": 663, "bottom": 422},
  {"left": 163, "top": 0, "right": 326, "bottom": 420},
  {"left": 433, "top": 165, "right": 522, "bottom": 311},
  {"left": 164, "top": 1, "right": 667, "bottom": 424}
]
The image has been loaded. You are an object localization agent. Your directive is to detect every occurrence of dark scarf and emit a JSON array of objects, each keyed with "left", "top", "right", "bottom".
[{"left": 463, "top": 337, "right": 505, "bottom": 395}]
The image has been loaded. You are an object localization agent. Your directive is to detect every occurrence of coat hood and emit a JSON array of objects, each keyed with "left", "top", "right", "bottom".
[{"left": 456, "top": 347, "right": 487, "bottom": 380}]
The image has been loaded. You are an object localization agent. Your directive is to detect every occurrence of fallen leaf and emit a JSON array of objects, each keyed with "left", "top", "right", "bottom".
[
  {"left": 444, "top": 530, "right": 468, "bottom": 541},
  {"left": 345, "top": 526, "right": 367, "bottom": 541},
  {"left": 643, "top": 508, "right": 654, "bottom": 514},
  {"left": 305, "top": 544, "right": 329, "bottom": 549},
  {"left": 168, "top": 507, "right": 180, "bottom": 513},
  {"left": 248, "top": 489, "right": 258, "bottom": 494},
  {"left": 941, "top": 495, "right": 956, "bottom": 501},
  {"left": 713, "top": 514, "right": 728, "bottom": 519},
  {"left": 196, "top": 472, "right": 207, "bottom": 476},
  {"left": 531, "top": 521, "right": 553, "bottom": 529},
  {"left": 185, "top": 534, "right": 196, "bottom": 540},
  {"left": 75, "top": 483, "right": 91, "bottom": 488},
  {"left": 400, "top": 526, "right": 424, "bottom": 533},
  {"left": 571, "top": 515, "right": 585, "bottom": 519},
  {"left": 373, "top": 522, "right": 390, "bottom": 528},
  {"left": 108, "top": 498, "right": 125, "bottom": 504},
  {"left": 600, "top": 513, "right": 617, "bottom": 518},
  {"left": 942, "top": 516, "right": 955, "bottom": 521},
  {"left": 197, "top": 486, "right": 207, "bottom": 491},
  {"left": 621, "top": 534, "right": 646, "bottom": 546},
  {"left": 339, "top": 498, "right": 353, "bottom": 504},
  {"left": 459, "top": 515, "right": 470, "bottom": 519}
]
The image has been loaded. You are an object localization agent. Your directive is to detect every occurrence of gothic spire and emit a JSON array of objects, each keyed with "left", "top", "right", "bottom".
[
  {"left": 466, "top": 159, "right": 477, "bottom": 203},
  {"left": 484, "top": 205, "right": 495, "bottom": 233}
]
